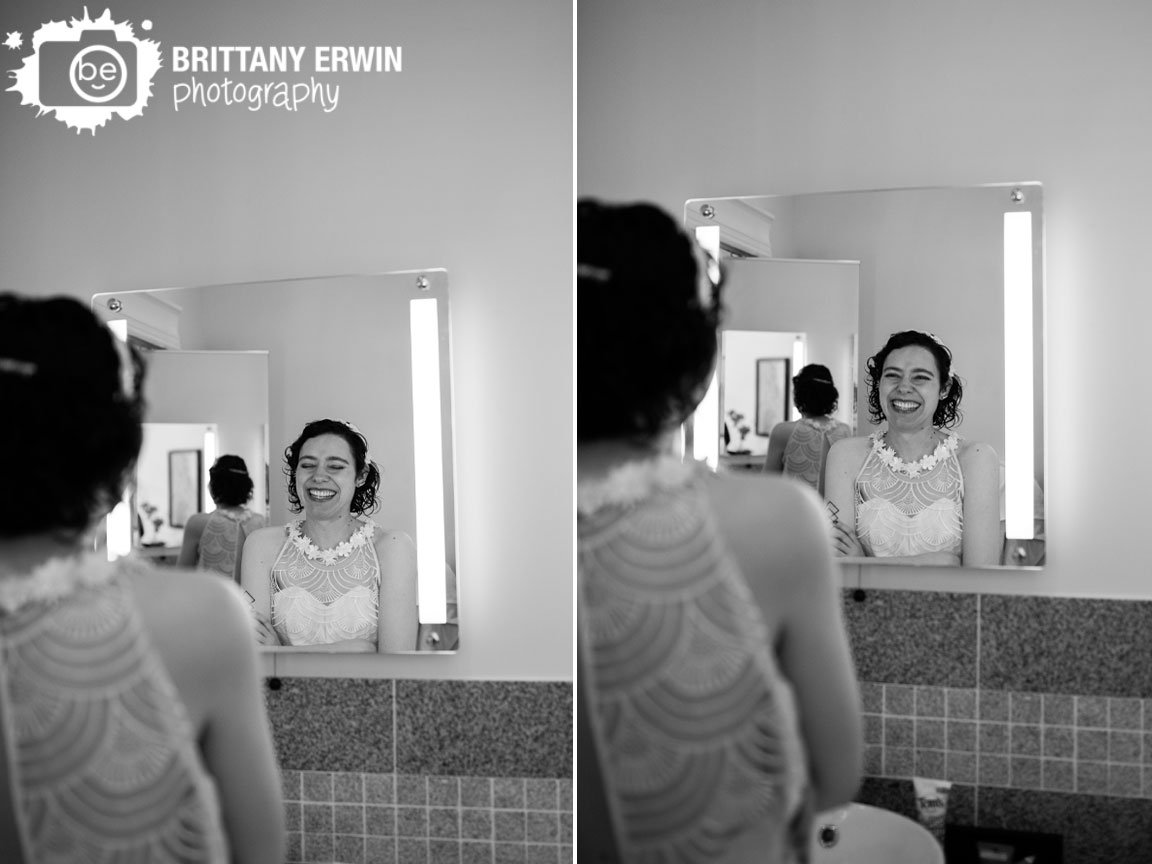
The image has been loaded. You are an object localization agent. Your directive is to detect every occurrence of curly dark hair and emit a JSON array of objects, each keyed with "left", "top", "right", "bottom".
[
  {"left": 208, "top": 454, "right": 254, "bottom": 507},
  {"left": 865, "top": 330, "right": 963, "bottom": 428},
  {"left": 578, "top": 199, "right": 723, "bottom": 442},
  {"left": 792, "top": 363, "right": 839, "bottom": 417},
  {"left": 0, "top": 294, "right": 146, "bottom": 538},
  {"left": 283, "top": 419, "right": 380, "bottom": 516}
]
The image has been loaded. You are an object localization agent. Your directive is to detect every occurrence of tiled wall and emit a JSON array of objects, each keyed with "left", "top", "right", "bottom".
[
  {"left": 844, "top": 590, "right": 1152, "bottom": 864},
  {"left": 264, "top": 678, "right": 572, "bottom": 864},
  {"left": 281, "top": 771, "right": 572, "bottom": 864}
]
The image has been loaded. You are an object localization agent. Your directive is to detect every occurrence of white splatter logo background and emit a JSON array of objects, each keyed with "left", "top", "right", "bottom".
[{"left": 7, "top": 7, "right": 161, "bottom": 134}]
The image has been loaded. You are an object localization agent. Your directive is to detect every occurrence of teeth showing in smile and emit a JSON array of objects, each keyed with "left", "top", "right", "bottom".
[
  {"left": 891, "top": 400, "right": 920, "bottom": 412},
  {"left": 308, "top": 489, "right": 336, "bottom": 500}
]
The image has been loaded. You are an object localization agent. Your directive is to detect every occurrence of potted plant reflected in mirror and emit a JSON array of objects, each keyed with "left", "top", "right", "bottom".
[
  {"left": 726, "top": 410, "right": 752, "bottom": 454},
  {"left": 139, "top": 501, "right": 166, "bottom": 547}
]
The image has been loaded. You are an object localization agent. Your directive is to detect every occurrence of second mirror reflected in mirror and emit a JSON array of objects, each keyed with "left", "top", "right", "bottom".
[
  {"left": 685, "top": 184, "right": 1045, "bottom": 570},
  {"left": 93, "top": 272, "right": 458, "bottom": 653}
]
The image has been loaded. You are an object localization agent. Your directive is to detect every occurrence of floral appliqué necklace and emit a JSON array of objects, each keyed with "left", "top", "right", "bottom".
[
  {"left": 870, "top": 430, "right": 958, "bottom": 479},
  {"left": 0, "top": 553, "right": 117, "bottom": 614},
  {"left": 288, "top": 517, "right": 375, "bottom": 565},
  {"left": 577, "top": 454, "right": 695, "bottom": 515}
]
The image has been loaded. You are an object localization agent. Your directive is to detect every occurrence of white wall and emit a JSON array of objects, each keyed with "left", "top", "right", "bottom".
[
  {"left": 721, "top": 331, "right": 797, "bottom": 455},
  {"left": 137, "top": 424, "right": 209, "bottom": 548},
  {"left": 145, "top": 351, "right": 270, "bottom": 519},
  {"left": 2, "top": 0, "right": 572, "bottom": 679},
  {"left": 578, "top": 0, "right": 1147, "bottom": 598},
  {"left": 722, "top": 259, "right": 859, "bottom": 431}
]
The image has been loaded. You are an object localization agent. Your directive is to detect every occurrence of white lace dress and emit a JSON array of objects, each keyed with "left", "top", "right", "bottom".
[
  {"left": 269, "top": 518, "right": 380, "bottom": 647},
  {"left": 782, "top": 417, "right": 852, "bottom": 496},
  {"left": 0, "top": 554, "right": 229, "bottom": 862},
  {"left": 196, "top": 507, "right": 267, "bottom": 582},
  {"left": 854, "top": 431, "right": 964, "bottom": 558},
  {"left": 578, "top": 457, "right": 811, "bottom": 864}
]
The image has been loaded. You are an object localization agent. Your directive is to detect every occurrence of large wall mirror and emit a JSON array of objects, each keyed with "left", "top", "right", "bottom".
[
  {"left": 684, "top": 184, "right": 1045, "bottom": 570},
  {"left": 93, "top": 272, "right": 459, "bottom": 653}
]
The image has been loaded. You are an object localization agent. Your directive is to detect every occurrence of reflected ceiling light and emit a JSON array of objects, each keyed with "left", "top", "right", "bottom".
[
  {"left": 1004, "top": 210, "right": 1034, "bottom": 539},
  {"left": 410, "top": 297, "right": 448, "bottom": 624},
  {"left": 106, "top": 319, "right": 132, "bottom": 561}
]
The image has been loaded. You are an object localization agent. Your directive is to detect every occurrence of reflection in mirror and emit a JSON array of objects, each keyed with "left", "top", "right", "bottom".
[
  {"left": 93, "top": 272, "right": 458, "bottom": 652},
  {"left": 685, "top": 185, "right": 1045, "bottom": 570}
]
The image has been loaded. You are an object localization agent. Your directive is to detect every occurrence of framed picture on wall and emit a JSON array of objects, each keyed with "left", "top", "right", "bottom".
[
  {"left": 755, "top": 358, "right": 791, "bottom": 436},
  {"left": 168, "top": 449, "right": 202, "bottom": 528}
]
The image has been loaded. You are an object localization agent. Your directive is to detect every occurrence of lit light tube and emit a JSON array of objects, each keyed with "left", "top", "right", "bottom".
[
  {"left": 694, "top": 226, "right": 722, "bottom": 469},
  {"left": 203, "top": 427, "right": 217, "bottom": 513},
  {"left": 791, "top": 336, "right": 806, "bottom": 420},
  {"left": 1004, "top": 211, "right": 1035, "bottom": 539},
  {"left": 694, "top": 371, "right": 720, "bottom": 469},
  {"left": 410, "top": 298, "right": 448, "bottom": 624},
  {"left": 106, "top": 319, "right": 132, "bottom": 561}
]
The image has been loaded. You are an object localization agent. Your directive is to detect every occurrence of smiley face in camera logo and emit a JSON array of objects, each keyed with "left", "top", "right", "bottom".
[{"left": 7, "top": 7, "right": 162, "bottom": 134}]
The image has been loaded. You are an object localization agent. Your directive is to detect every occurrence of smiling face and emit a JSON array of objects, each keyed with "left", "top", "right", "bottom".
[
  {"left": 878, "top": 345, "right": 950, "bottom": 430},
  {"left": 295, "top": 433, "right": 365, "bottom": 519}
]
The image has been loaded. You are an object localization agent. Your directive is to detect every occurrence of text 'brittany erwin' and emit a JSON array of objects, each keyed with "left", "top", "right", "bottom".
[{"left": 170, "top": 45, "right": 402, "bottom": 74}]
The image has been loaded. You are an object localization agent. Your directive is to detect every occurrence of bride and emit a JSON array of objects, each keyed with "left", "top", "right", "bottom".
[
  {"left": 241, "top": 418, "right": 419, "bottom": 652},
  {"left": 825, "top": 330, "right": 1001, "bottom": 566}
]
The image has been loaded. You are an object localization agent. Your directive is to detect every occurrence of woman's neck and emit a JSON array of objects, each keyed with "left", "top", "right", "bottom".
[
  {"left": 578, "top": 433, "right": 676, "bottom": 484},
  {"left": 0, "top": 531, "right": 92, "bottom": 578},
  {"left": 301, "top": 513, "right": 360, "bottom": 548},
  {"left": 883, "top": 424, "right": 940, "bottom": 462}
]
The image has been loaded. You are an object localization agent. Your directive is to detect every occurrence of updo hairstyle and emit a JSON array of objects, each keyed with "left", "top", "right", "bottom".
[
  {"left": 577, "top": 199, "right": 723, "bottom": 442},
  {"left": 208, "top": 455, "right": 255, "bottom": 507},
  {"left": 0, "top": 294, "right": 146, "bottom": 537},
  {"left": 792, "top": 363, "right": 839, "bottom": 417}
]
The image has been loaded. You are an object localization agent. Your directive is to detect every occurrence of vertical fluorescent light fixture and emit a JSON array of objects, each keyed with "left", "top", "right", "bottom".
[
  {"left": 694, "top": 225, "right": 722, "bottom": 468},
  {"left": 106, "top": 320, "right": 132, "bottom": 561},
  {"left": 410, "top": 297, "right": 447, "bottom": 624},
  {"left": 203, "top": 427, "right": 217, "bottom": 513},
  {"left": 791, "top": 336, "right": 806, "bottom": 421},
  {"left": 1004, "top": 210, "right": 1034, "bottom": 539}
]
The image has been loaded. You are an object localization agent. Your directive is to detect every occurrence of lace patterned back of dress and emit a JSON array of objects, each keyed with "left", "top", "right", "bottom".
[
  {"left": 854, "top": 434, "right": 964, "bottom": 557},
  {"left": 782, "top": 418, "right": 852, "bottom": 496},
  {"left": 270, "top": 531, "right": 380, "bottom": 646},
  {"left": 578, "top": 464, "right": 811, "bottom": 864},
  {"left": 197, "top": 509, "right": 267, "bottom": 582},
  {"left": 0, "top": 562, "right": 229, "bottom": 862}
]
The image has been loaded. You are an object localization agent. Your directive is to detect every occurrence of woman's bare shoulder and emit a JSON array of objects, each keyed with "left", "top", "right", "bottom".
[
  {"left": 245, "top": 524, "right": 287, "bottom": 549},
  {"left": 184, "top": 512, "right": 209, "bottom": 530},
  {"left": 122, "top": 563, "right": 250, "bottom": 646},
  {"left": 958, "top": 438, "right": 999, "bottom": 461},
  {"left": 703, "top": 472, "right": 833, "bottom": 596},
  {"left": 829, "top": 435, "right": 872, "bottom": 457},
  {"left": 371, "top": 524, "right": 416, "bottom": 551},
  {"left": 706, "top": 472, "right": 828, "bottom": 544}
]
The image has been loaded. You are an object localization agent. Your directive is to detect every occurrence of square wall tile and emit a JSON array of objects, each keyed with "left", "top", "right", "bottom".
[
  {"left": 1043, "top": 694, "right": 1074, "bottom": 726},
  {"left": 1010, "top": 693, "right": 1043, "bottom": 724},
  {"left": 915, "top": 686, "right": 945, "bottom": 718}
]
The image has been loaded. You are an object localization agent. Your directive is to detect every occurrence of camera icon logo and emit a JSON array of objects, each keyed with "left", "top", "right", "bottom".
[
  {"left": 8, "top": 8, "right": 162, "bottom": 134},
  {"left": 39, "top": 30, "right": 137, "bottom": 107}
]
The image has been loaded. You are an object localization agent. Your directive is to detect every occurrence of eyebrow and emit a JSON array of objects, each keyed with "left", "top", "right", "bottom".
[
  {"left": 882, "top": 364, "right": 936, "bottom": 375},
  {"left": 300, "top": 455, "right": 350, "bottom": 463}
]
